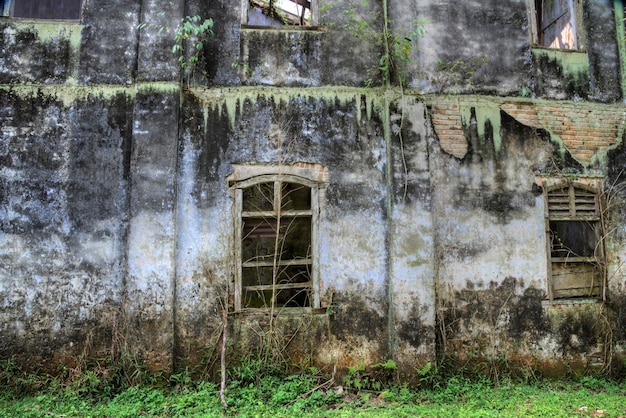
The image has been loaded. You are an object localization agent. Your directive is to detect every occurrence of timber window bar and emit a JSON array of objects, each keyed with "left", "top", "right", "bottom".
[{"left": 544, "top": 180, "right": 605, "bottom": 299}]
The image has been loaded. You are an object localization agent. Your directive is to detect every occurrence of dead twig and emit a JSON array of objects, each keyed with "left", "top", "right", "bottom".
[{"left": 220, "top": 308, "right": 228, "bottom": 408}]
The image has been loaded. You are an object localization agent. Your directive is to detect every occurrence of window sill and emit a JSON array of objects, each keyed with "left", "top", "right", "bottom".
[
  {"left": 542, "top": 298, "right": 600, "bottom": 307},
  {"left": 241, "top": 25, "right": 325, "bottom": 33},
  {"left": 531, "top": 45, "right": 587, "bottom": 54},
  {"left": 231, "top": 307, "right": 328, "bottom": 316},
  {"left": 0, "top": 17, "right": 82, "bottom": 23}
]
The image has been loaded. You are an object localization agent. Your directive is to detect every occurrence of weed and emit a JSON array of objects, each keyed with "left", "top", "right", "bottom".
[
  {"left": 343, "top": 360, "right": 397, "bottom": 392},
  {"left": 2, "top": 374, "right": 626, "bottom": 417},
  {"left": 415, "top": 361, "right": 438, "bottom": 387},
  {"left": 229, "top": 357, "right": 270, "bottom": 385}
]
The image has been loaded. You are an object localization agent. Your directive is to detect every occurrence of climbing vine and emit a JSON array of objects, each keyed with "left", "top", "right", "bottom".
[
  {"left": 172, "top": 15, "right": 214, "bottom": 85},
  {"left": 343, "top": 0, "right": 427, "bottom": 87},
  {"left": 137, "top": 6, "right": 214, "bottom": 86}
]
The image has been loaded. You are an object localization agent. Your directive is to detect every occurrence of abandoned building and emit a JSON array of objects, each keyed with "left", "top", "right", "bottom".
[{"left": 1, "top": 0, "right": 626, "bottom": 379}]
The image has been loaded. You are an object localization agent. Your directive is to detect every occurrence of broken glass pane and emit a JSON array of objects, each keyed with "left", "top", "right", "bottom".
[{"left": 248, "top": 0, "right": 311, "bottom": 26}]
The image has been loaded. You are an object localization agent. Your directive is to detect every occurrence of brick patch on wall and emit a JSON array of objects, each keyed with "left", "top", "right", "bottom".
[
  {"left": 431, "top": 99, "right": 468, "bottom": 159},
  {"left": 502, "top": 102, "right": 625, "bottom": 164},
  {"left": 430, "top": 98, "right": 625, "bottom": 164}
]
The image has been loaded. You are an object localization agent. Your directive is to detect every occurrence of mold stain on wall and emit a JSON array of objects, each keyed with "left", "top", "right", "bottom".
[{"left": 1, "top": 0, "right": 626, "bottom": 380}]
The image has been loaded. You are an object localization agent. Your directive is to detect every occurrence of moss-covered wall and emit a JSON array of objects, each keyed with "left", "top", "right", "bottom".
[
  {"left": 0, "top": 0, "right": 625, "bottom": 378},
  {"left": 173, "top": 88, "right": 435, "bottom": 372},
  {"left": 0, "top": 86, "right": 133, "bottom": 371}
]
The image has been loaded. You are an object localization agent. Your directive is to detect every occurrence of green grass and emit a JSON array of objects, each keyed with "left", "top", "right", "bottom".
[{"left": 0, "top": 374, "right": 625, "bottom": 417}]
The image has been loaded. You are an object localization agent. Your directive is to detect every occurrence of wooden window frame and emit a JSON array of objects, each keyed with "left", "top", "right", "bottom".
[
  {"left": 541, "top": 178, "right": 605, "bottom": 301},
  {"left": 229, "top": 167, "right": 326, "bottom": 312}
]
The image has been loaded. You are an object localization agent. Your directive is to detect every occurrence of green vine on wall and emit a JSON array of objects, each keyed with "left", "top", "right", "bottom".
[
  {"left": 343, "top": 0, "right": 427, "bottom": 87},
  {"left": 172, "top": 15, "right": 214, "bottom": 85},
  {"left": 137, "top": 7, "right": 214, "bottom": 87}
]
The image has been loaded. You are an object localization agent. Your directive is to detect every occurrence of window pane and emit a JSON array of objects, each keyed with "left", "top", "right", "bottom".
[
  {"left": 243, "top": 182, "right": 274, "bottom": 212},
  {"left": 550, "top": 221, "right": 597, "bottom": 258},
  {"left": 13, "top": 0, "right": 82, "bottom": 19},
  {"left": 281, "top": 182, "right": 311, "bottom": 210},
  {"left": 242, "top": 216, "right": 311, "bottom": 262}
]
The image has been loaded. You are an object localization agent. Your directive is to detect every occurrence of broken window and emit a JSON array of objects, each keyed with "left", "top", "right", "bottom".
[
  {"left": 533, "top": 0, "right": 580, "bottom": 49},
  {"left": 230, "top": 168, "right": 325, "bottom": 311},
  {"left": 1, "top": 0, "right": 82, "bottom": 19},
  {"left": 544, "top": 180, "right": 604, "bottom": 299},
  {"left": 242, "top": 0, "right": 317, "bottom": 27}
]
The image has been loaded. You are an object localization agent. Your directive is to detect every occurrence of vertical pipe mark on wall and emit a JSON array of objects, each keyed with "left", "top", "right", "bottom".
[
  {"left": 383, "top": 95, "right": 396, "bottom": 360},
  {"left": 133, "top": 0, "right": 144, "bottom": 83},
  {"left": 381, "top": 0, "right": 396, "bottom": 361},
  {"left": 614, "top": 0, "right": 626, "bottom": 101},
  {"left": 171, "top": 85, "right": 184, "bottom": 373}
]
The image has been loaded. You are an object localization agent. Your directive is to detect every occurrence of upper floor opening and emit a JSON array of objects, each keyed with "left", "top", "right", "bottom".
[
  {"left": 241, "top": 0, "right": 318, "bottom": 28},
  {"left": 532, "top": 0, "right": 584, "bottom": 50},
  {"left": 1, "top": 0, "right": 83, "bottom": 20}
]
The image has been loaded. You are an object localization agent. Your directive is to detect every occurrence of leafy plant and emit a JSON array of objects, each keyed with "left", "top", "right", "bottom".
[
  {"left": 137, "top": 8, "right": 215, "bottom": 86},
  {"left": 3, "top": 374, "right": 626, "bottom": 417},
  {"left": 519, "top": 85, "right": 533, "bottom": 97},
  {"left": 343, "top": 1, "right": 427, "bottom": 87},
  {"left": 172, "top": 15, "right": 214, "bottom": 85},
  {"left": 343, "top": 360, "right": 397, "bottom": 392},
  {"left": 231, "top": 60, "right": 252, "bottom": 78}
]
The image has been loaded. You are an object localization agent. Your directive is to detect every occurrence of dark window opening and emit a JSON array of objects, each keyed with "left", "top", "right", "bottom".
[
  {"left": 245, "top": 0, "right": 314, "bottom": 26},
  {"left": 545, "top": 181, "right": 604, "bottom": 299},
  {"left": 549, "top": 221, "right": 597, "bottom": 259},
  {"left": 2, "top": 0, "right": 82, "bottom": 19}
]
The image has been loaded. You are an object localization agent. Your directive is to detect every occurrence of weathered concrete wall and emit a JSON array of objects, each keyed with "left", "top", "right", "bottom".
[
  {"left": 413, "top": 0, "right": 529, "bottom": 95},
  {"left": 172, "top": 88, "right": 436, "bottom": 372},
  {"left": 188, "top": 0, "right": 383, "bottom": 87},
  {"left": 1, "top": 0, "right": 626, "bottom": 379},
  {"left": 427, "top": 94, "right": 626, "bottom": 376},
  {"left": 0, "top": 86, "right": 133, "bottom": 370},
  {"left": 126, "top": 86, "right": 180, "bottom": 372},
  {"left": 0, "top": 21, "right": 82, "bottom": 84}
]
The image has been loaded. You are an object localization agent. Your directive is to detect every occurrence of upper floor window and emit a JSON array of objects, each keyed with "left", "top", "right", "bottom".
[
  {"left": 242, "top": 0, "right": 317, "bottom": 27},
  {"left": 542, "top": 179, "right": 605, "bottom": 299},
  {"left": 533, "top": 0, "right": 581, "bottom": 49},
  {"left": 1, "top": 0, "right": 82, "bottom": 19},
  {"left": 228, "top": 164, "right": 328, "bottom": 312}
]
